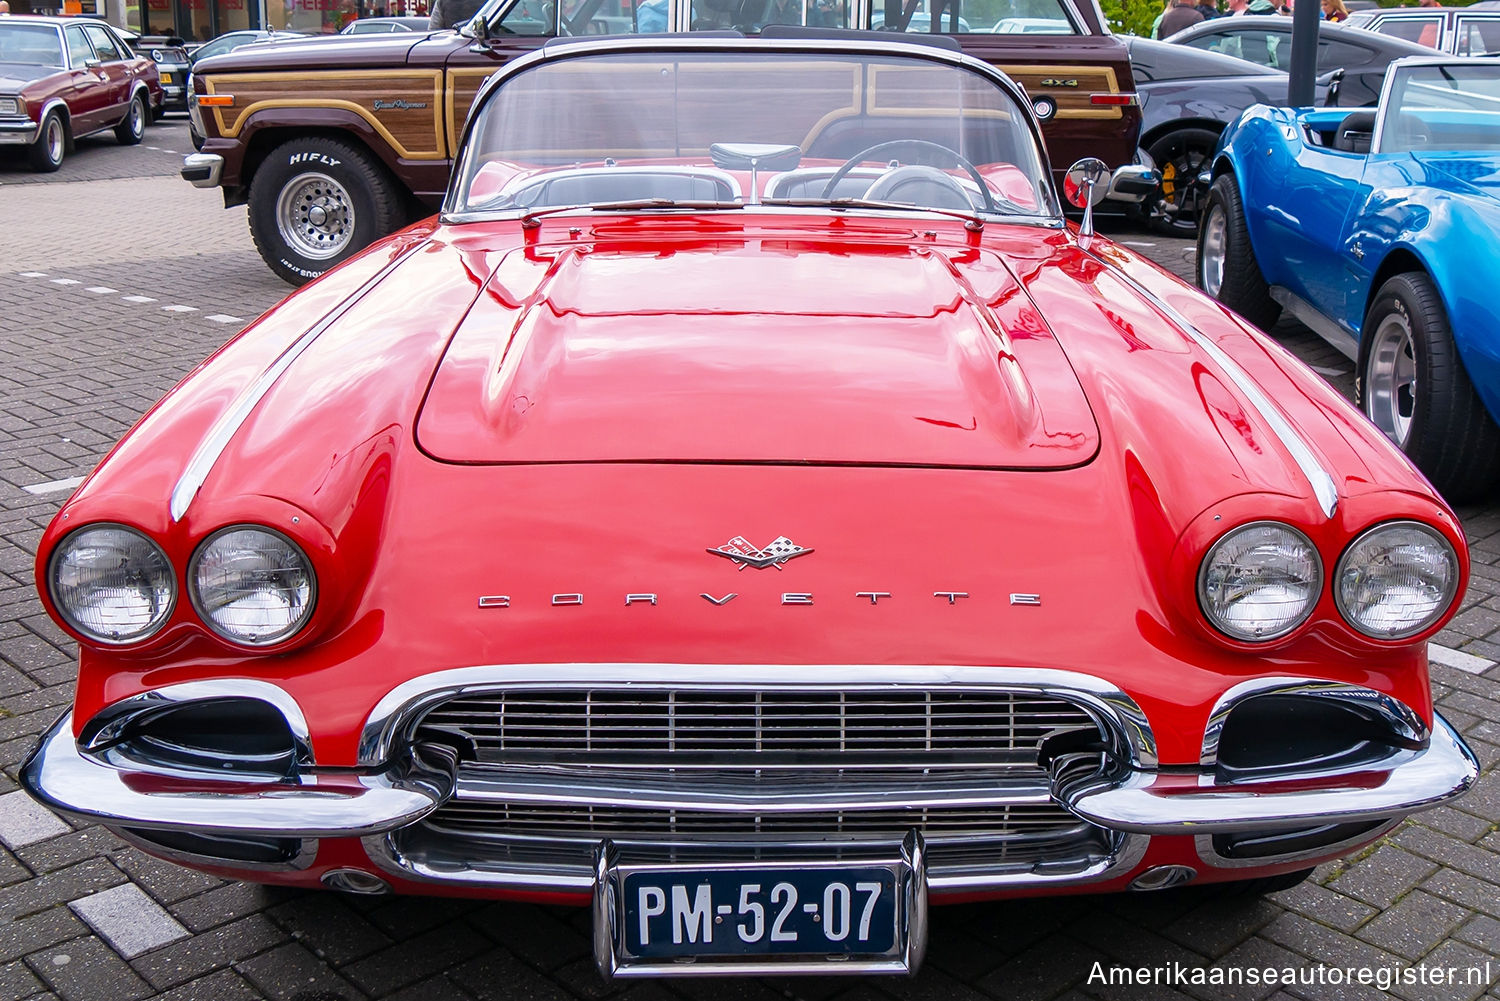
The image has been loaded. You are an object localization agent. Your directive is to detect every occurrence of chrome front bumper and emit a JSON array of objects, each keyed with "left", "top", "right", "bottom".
[
  {"left": 0, "top": 117, "right": 39, "bottom": 146},
  {"left": 21, "top": 673, "right": 1481, "bottom": 887},
  {"left": 22, "top": 712, "right": 452, "bottom": 838},
  {"left": 180, "top": 152, "right": 223, "bottom": 188}
]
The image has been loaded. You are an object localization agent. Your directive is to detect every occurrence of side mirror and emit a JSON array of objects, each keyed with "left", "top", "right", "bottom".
[
  {"left": 1064, "top": 157, "right": 1109, "bottom": 241},
  {"left": 85, "top": 58, "right": 103, "bottom": 69},
  {"left": 1063, "top": 157, "right": 1109, "bottom": 210}
]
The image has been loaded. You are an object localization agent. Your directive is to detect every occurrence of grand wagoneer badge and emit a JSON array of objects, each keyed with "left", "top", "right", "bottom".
[{"left": 707, "top": 535, "right": 813, "bottom": 570}]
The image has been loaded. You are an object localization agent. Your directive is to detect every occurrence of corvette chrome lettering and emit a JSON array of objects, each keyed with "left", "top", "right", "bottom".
[{"left": 479, "top": 590, "right": 1033, "bottom": 607}]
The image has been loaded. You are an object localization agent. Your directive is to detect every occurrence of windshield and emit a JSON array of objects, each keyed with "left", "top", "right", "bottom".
[
  {"left": 0, "top": 24, "right": 65, "bottom": 66},
  {"left": 1379, "top": 61, "right": 1500, "bottom": 153},
  {"left": 451, "top": 47, "right": 1057, "bottom": 221}
]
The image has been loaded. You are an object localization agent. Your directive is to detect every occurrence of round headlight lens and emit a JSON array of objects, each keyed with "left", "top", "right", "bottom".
[
  {"left": 49, "top": 525, "right": 175, "bottom": 644},
  {"left": 1200, "top": 522, "right": 1322, "bottom": 641},
  {"left": 1336, "top": 521, "right": 1459, "bottom": 639},
  {"left": 190, "top": 526, "right": 316, "bottom": 645}
]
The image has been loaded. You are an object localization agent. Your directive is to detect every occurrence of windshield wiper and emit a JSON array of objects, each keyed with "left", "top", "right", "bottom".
[
  {"left": 760, "top": 196, "right": 1004, "bottom": 230},
  {"left": 520, "top": 199, "right": 744, "bottom": 229}
]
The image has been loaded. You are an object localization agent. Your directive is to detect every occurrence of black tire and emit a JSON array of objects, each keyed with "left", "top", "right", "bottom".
[
  {"left": 1196, "top": 174, "right": 1281, "bottom": 331},
  {"left": 247, "top": 137, "right": 401, "bottom": 287},
  {"left": 115, "top": 92, "right": 147, "bottom": 146},
  {"left": 1145, "top": 127, "right": 1219, "bottom": 237},
  {"left": 27, "top": 111, "right": 65, "bottom": 172},
  {"left": 1357, "top": 272, "right": 1500, "bottom": 502}
]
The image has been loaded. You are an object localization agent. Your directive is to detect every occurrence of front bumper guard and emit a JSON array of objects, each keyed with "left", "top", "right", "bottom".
[
  {"left": 21, "top": 712, "right": 453, "bottom": 839},
  {"left": 1061, "top": 712, "right": 1479, "bottom": 835},
  {"left": 21, "top": 706, "right": 1478, "bottom": 850}
]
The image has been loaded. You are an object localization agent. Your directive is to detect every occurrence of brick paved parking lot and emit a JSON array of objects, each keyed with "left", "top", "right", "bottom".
[{"left": 1, "top": 122, "right": 1498, "bottom": 1001}]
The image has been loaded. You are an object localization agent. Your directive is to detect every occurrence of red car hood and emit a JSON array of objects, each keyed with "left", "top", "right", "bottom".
[{"left": 416, "top": 243, "right": 1100, "bottom": 469}]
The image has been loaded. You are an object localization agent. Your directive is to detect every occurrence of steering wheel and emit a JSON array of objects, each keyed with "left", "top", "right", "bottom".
[{"left": 819, "top": 139, "right": 997, "bottom": 213}]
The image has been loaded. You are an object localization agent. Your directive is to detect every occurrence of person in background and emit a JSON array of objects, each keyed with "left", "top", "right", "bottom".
[
  {"left": 1323, "top": 0, "right": 1348, "bottom": 21},
  {"left": 428, "top": 0, "right": 484, "bottom": 27},
  {"left": 0, "top": 3, "right": 11, "bottom": 14},
  {"left": 1159, "top": 0, "right": 1205, "bottom": 36},
  {"left": 1195, "top": 0, "right": 1219, "bottom": 19},
  {"left": 636, "top": 0, "right": 666, "bottom": 30}
]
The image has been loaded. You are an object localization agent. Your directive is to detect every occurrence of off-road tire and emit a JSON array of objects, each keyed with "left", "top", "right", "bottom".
[
  {"left": 248, "top": 137, "right": 400, "bottom": 287},
  {"left": 1145, "top": 126, "right": 1219, "bottom": 238},
  {"left": 114, "top": 92, "right": 146, "bottom": 146},
  {"left": 1197, "top": 173, "right": 1281, "bottom": 330},
  {"left": 1358, "top": 272, "right": 1500, "bottom": 502},
  {"left": 27, "top": 111, "right": 65, "bottom": 172}
]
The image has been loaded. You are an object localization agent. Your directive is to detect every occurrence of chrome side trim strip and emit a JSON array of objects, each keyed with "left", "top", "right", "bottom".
[
  {"left": 1270, "top": 285, "right": 1360, "bottom": 361},
  {"left": 1085, "top": 250, "right": 1340, "bottom": 519},
  {"left": 1198, "top": 677, "right": 1427, "bottom": 769},
  {"left": 355, "top": 664, "right": 1159, "bottom": 769},
  {"left": 1063, "top": 711, "right": 1477, "bottom": 834},
  {"left": 168, "top": 241, "right": 426, "bottom": 522},
  {"left": 79, "top": 679, "right": 315, "bottom": 768},
  {"left": 21, "top": 712, "right": 453, "bottom": 838}
]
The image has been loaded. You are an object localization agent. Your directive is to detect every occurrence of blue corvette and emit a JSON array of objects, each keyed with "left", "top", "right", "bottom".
[{"left": 1200, "top": 57, "right": 1500, "bottom": 501}]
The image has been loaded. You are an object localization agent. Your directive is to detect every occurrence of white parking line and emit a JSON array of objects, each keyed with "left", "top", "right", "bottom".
[
  {"left": 122, "top": 295, "right": 157, "bottom": 304},
  {"left": 17, "top": 271, "right": 46, "bottom": 278},
  {"left": 206, "top": 314, "right": 243, "bottom": 324},
  {"left": 1430, "top": 643, "right": 1496, "bottom": 675},
  {"left": 22, "top": 475, "right": 85, "bottom": 496},
  {"left": 86, "top": 286, "right": 118, "bottom": 295},
  {"left": 49, "top": 278, "right": 80, "bottom": 286},
  {"left": 162, "top": 304, "right": 198, "bottom": 313}
]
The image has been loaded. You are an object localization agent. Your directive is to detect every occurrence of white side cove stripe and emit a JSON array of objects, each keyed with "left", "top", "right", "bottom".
[
  {"left": 169, "top": 244, "right": 427, "bottom": 522},
  {"left": 1083, "top": 249, "right": 1340, "bottom": 519}
]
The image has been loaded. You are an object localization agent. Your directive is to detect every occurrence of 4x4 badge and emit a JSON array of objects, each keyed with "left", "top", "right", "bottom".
[{"left": 708, "top": 535, "right": 813, "bottom": 571}]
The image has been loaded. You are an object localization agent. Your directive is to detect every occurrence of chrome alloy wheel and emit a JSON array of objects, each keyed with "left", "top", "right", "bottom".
[
  {"left": 276, "top": 172, "right": 354, "bottom": 260},
  {"left": 1366, "top": 312, "right": 1417, "bottom": 448},
  {"left": 1199, "top": 203, "right": 1227, "bottom": 298},
  {"left": 43, "top": 116, "right": 63, "bottom": 165},
  {"left": 127, "top": 96, "right": 143, "bottom": 138}
]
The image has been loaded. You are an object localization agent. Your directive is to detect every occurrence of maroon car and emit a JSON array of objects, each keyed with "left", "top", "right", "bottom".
[{"left": 0, "top": 15, "right": 161, "bottom": 172}]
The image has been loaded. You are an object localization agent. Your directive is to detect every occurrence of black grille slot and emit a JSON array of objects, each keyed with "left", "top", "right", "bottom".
[{"left": 416, "top": 689, "right": 1100, "bottom": 769}]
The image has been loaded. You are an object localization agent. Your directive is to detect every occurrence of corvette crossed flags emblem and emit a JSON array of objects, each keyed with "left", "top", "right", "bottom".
[{"left": 707, "top": 535, "right": 813, "bottom": 570}]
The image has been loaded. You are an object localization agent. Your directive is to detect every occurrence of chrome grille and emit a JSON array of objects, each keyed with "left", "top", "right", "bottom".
[
  {"left": 426, "top": 801, "right": 1087, "bottom": 840},
  {"left": 416, "top": 689, "right": 1101, "bottom": 768}
]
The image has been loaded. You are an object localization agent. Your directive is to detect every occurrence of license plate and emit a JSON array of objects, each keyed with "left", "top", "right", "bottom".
[
  {"left": 593, "top": 833, "right": 928, "bottom": 977},
  {"left": 161, "top": 73, "right": 175, "bottom": 83}
]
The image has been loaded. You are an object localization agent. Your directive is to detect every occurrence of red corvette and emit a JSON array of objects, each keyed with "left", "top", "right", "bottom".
[
  {"left": 0, "top": 15, "right": 160, "bottom": 172},
  {"left": 23, "top": 36, "right": 1479, "bottom": 978}
]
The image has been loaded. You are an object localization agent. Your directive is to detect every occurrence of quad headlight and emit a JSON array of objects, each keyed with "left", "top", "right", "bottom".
[
  {"left": 1336, "top": 521, "right": 1458, "bottom": 639},
  {"left": 1199, "top": 522, "right": 1322, "bottom": 642},
  {"left": 49, "top": 525, "right": 175, "bottom": 644},
  {"left": 189, "top": 526, "right": 316, "bottom": 645}
]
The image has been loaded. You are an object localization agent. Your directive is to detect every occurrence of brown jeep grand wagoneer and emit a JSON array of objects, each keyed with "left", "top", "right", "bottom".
[{"left": 184, "top": 0, "right": 1145, "bottom": 284}]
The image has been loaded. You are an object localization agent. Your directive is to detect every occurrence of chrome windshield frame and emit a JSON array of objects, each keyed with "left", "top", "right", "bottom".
[{"left": 439, "top": 36, "right": 1061, "bottom": 225}]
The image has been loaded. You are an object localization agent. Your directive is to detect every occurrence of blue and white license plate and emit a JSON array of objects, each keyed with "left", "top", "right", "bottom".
[
  {"left": 594, "top": 838, "right": 927, "bottom": 978},
  {"left": 623, "top": 866, "right": 898, "bottom": 958}
]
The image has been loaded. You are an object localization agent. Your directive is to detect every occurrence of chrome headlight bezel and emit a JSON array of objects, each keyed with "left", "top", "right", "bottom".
[
  {"left": 0, "top": 97, "right": 20, "bottom": 116},
  {"left": 47, "top": 523, "right": 177, "bottom": 645},
  {"left": 1335, "top": 520, "right": 1460, "bottom": 641},
  {"left": 1197, "top": 520, "right": 1324, "bottom": 643},
  {"left": 188, "top": 524, "right": 318, "bottom": 647}
]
